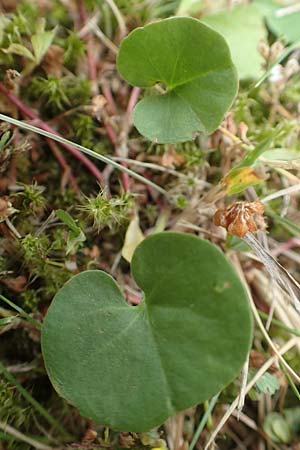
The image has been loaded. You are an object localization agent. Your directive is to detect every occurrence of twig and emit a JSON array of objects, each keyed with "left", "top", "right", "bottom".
[
  {"left": 0, "top": 82, "right": 104, "bottom": 183},
  {"left": 93, "top": 25, "right": 119, "bottom": 54},
  {"left": 176, "top": 221, "right": 221, "bottom": 239},
  {"left": 103, "top": 117, "right": 118, "bottom": 145},
  {"left": 104, "top": 87, "right": 141, "bottom": 192},
  {"left": 229, "top": 409, "right": 258, "bottom": 431},
  {"left": 0, "top": 360, "right": 72, "bottom": 440},
  {"left": 0, "top": 421, "right": 54, "bottom": 450},
  {"left": 127, "top": 87, "right": 140, "bottom": 115},
  {"left": 78, "top": 0, "right": 98, "bottom": 95},
  {"left": 252, "top": 270, "right": 300, "bottom": 353},
  {"left": 253, "top": 42, "right": 300, "bottom": 90},
  {"left": 78, "top": 11, "right": 99, "bottom": 38},
  {"left": 0, "top": 113, "right": 168, "bottom": 196},
  {"left": 231, "top": 251, "right": 300, "bottom": 382},
  {"left": 189, "top": 393, "right": 220, "bottom": 450},
  {"left": 218, "top": 126, "right": 242, "bottom": 144},
  {"left": 237, "top": 357, "right": 249, "bottom": 414},
  {"left": 0, "top": 294, "right": 41, "bottom": 329},
  {"left": 275, "top": 2, "right": 300, "bottom": 17},
  {"left": 243, "top": 233, "right": 300, "bottom": 314},
  {"left": 104, "top": 0, "right": 127, "bottom": 38},
  {"left": 5, "top": 218, "right": 21, "bottom": 239},
  {"left": 101, "top": 82, "right": 117, "bottom": 115},
  {"left": 271, "top": 237, "right": 300, "bottom": 257},
  {"left": 112, "top": 156, "right": 211, "bottom": 186},
  {"left": 261, "top": 183, "right": 300, "bottom": 203},
  {"left": 117, "top": 87, "right": 141, "bottom": 191},
  {"left": 46, "top": 138, "right": 80, "bottom": 194},
  {"left": 204, "top": 337, "right": 299, "bottom": 450},
  {"left": 174, "top": 413, "right": 184, "bottom": 450}
]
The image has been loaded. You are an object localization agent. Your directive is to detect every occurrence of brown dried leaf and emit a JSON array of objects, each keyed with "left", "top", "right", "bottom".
[{"left": 0, "top": 275, "right": 27, "bottom": 292}]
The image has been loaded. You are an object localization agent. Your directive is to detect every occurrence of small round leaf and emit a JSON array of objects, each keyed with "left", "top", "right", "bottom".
[
  {"left": 255, "top": 1, "right": 300, "bottom": 43},
  {"left": 42, "top": 232, "right": 252, "bottom": 432},
  {"left": 117, "top": 17, "right": 238, "bottom": 143},
  {"left": 202, "top": 4, "right": 267, "bottom": 80}
]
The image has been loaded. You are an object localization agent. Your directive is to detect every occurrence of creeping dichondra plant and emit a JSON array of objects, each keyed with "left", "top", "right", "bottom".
[
  {"left": 42, "top": 232, "right": 252, "bottom": 431},
  {"left": 3, "top": 2, "right": 300, "bottom": 448},
  {"left": 41, "top": 17, "right": 252, "bottom": 432},
  {"left": 116, "top": 17, "right": 238, "bottom": 143}
]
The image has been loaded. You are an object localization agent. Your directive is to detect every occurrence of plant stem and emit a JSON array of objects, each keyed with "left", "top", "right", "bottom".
[
  {"left": 253, "top": 42, "right": 300, "bottom": 90},
  {"left": 258, "top": 310, "right": 300, "bottom": 337},
  {"left": 204, "top": 337, "right": 299, "bottom": 450},
  {"left": 93, "top": 24, "right": 119, "bottom": 54},
  {"left": 0, "top": 294, "right": 41, "bottom": 329},
  {"left": 104, "top": 0, "right": 127, "bottom": 38},
  {"left": 0, "top": 421, "right": 54, "bottom": 450},
  {"left": 279, "top": 362, "right": 300, "bottom": 401},
  {"left": 188, "top": 393, "right": 220, "bottom": 450},
  {"left": 0, "top": 113, "right": 168, "bottom": 196},
  {"left": 0, "top": 82, "right": 104, "bottom": 183},
  {"left": 127, "top": 87, "right": 140, "bottom": 115},
  {"left": 45, "top": 138, "right": 80, "bottom": 194},
  {"left": 115, "top": 87, "right": 141, "bottom": 192},
  {"left": 101, "top": 82, "right": 117, "bottom": 115},
  {"left": 0, "top": 361, "right": 72, "bottom": 440},
  {"left": 78, "top": 0, "right": 98, "bottom": 95}
]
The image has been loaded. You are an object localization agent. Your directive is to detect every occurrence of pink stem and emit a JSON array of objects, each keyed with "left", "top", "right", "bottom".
[
  {"left": 119, "top": 88, "right": 141, "bottom": 192},
  {"left": 272, "top": 237, "right": 300, "bottom": 257},
  {"left": 0, "top": 83, "right": 104, "bottom": 183},
  {"left": 78, "top": 0, "right": 98, "bottom": 95},
  {"left": 105, "top": 88, "right": 141, "bottom": 192},
  {"left": 101, "top": 83, "right": 117, "bottom": 116},
  {"left": 87, "top": 43, "right": 98, "bottom": 94},
  {"left": 46, "top": 138, "right": 80, "bottom": 194},
  {"left": 104, "top": 120, "right": 118, "bottom": 146},
  {"left": 121, "top": 170, "right": 130, "bottom": 192},
  {"left": 126, "top": 87, "right": 140, "bottom": 115}
]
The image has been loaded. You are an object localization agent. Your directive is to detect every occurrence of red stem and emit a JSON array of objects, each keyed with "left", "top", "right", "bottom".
[
  {"left": 104, "top": 88, "right": 141, "bottom": 192},
  {"left": 46, "top": 138, "right": 80, "bottom": 194},
  {"left": 121, "top": 169, "right": 130, "bottom": 192},
  {"left": 0, "top": 82, "right": 104, "bottom": 183},
  {"left": 126, "top": 87, "right": 140, "bottom": 115},
  {"left": 78, "top": 0, "right": 98, "bottom": 95},
  {"left": 101, "top": 82, "right": 117, "bottom": 116},
  {"left": 104, "top": 120, "right": 118, "bottom": 146},
  {"left": 119, "top": 88, "right": 141, "bottom": 192}
]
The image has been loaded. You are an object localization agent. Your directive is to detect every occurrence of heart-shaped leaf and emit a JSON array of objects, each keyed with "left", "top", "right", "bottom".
[
  {"left": 267, "top": 10, "right": 300, "bottom": 44},
  {"left": 42, "top": 232, "right": 252, "bottom": 432},
  {"left": 202, "top": 4, "right": 267, "bottom": 79},
  {"left": 254, "top": 0, "right": 300, "bottom": 43},
  {"left": 117, "top": 17, "right": 238, "bottom": 144}
]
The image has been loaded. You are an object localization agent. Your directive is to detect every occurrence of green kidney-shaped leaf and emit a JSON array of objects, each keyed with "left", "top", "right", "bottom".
[
  {"left": 255, "top": 0, "right": 300, "bottom": 43},
  {"left": 202, "top": 4, "right": 266, "bottom": 80},
  {"left": 117, "top": 17, "right": 238, "bottom": 144},
  {"left": 267, "top": 10, "right": 300, "bottom": 43},
  {"left": 42, "top": 232, "right": 252, "bottom": 432}
]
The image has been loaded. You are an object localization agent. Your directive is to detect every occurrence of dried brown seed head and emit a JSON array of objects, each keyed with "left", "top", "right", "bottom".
[
  {"left": 0, "top": 196, "right": 18, "bottom": 222},
  {"left": 213, "top": 200, "right": 265, "bottom": 238}
]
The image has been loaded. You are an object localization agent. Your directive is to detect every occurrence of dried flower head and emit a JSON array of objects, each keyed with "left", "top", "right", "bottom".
[
  {"left": 213, "top": 200, "right": 264, "bottom": 238},
  {"left": 0, "top": 196, "right": 18, "bottom": 222}
]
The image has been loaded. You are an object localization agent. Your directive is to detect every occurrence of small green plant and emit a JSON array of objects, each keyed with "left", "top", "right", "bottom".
[
  {"left": 30, "top": 75, "right": 70, "bottom": 110},
  {"left": 117, "top": 17, "right": 238, "bottom": 143},
  {"left": 80, "top": 190, "right": 133, "bottom": 232},
  {"left": 41, "top": 16, "right": 252, "bottom": 433},
  {"left": 0, "top": 379, "right": 30, "bottom": 428},
  {"left": 42, "top": 232, "right": 252, "bottom": 431}
]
